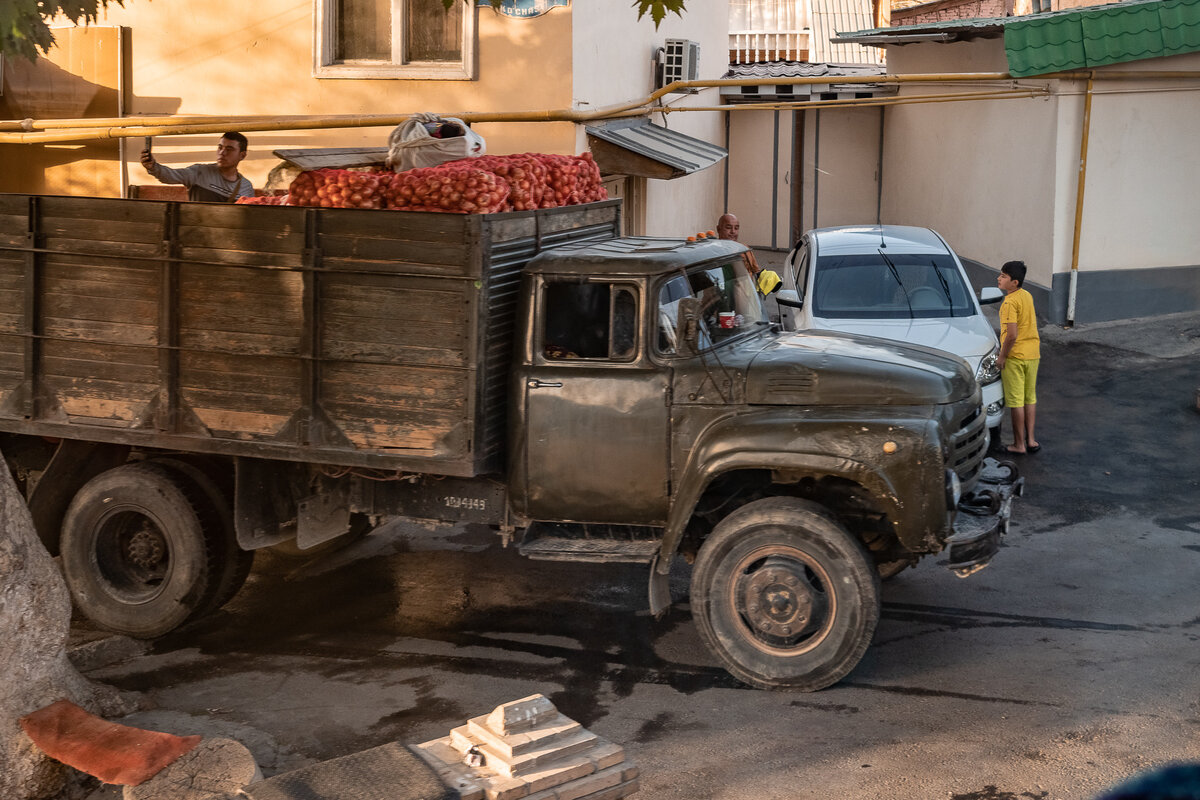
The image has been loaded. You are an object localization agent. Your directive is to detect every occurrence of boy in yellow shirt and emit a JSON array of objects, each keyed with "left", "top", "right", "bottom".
[{"left": 996, "top": 260, "right": 1041, "bottom": 454}]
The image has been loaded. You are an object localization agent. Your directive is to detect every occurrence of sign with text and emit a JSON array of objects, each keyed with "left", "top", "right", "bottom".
[{"left": 477, "top": 0, "right": 569, "bottom": 18}]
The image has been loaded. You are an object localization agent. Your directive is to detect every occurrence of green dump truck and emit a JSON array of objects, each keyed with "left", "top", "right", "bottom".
[{"left": 0, "top": 194, "right": 1020, "bottom": 691}]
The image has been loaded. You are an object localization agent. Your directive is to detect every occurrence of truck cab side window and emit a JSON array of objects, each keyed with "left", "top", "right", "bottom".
[{"left": 542, "top": 282, "right": 638, "bottom": 362}]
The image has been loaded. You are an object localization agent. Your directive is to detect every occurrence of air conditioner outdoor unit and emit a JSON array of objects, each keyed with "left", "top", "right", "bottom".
[{"left": 657, "top": 39, "right": 700, "bottom": 92}]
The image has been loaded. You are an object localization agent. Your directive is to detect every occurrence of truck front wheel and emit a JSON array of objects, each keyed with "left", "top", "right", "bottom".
[
  {"left": 60, "top": 462, "right": 219, "bottom": 638},
  {"left": 691, "top": 497, "right": 881, "bottom": 691}
]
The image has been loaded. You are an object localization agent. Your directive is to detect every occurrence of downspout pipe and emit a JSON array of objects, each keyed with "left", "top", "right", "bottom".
[{"left": 1067, "top": 72, "right": 1095, "bottom": 328}]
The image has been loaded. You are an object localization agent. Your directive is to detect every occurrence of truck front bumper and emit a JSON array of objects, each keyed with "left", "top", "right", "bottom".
[{"left": 941, "top": 458, "right": 1024, "bottom": 577}]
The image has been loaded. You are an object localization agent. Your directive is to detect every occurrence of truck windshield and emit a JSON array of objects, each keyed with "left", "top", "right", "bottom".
[
  {"left": 812, "top": 253, "right": 975, "bottom": 319},
  {"left": 657, "top": 259, "right": 768, "bottom": 354}
]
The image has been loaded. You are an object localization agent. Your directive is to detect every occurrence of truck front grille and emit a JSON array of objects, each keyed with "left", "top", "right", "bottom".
[{"left": 950, "top": 402, "right": 988, "bottom": 491}]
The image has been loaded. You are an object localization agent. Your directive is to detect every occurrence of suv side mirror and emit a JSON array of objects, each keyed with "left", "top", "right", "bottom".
[
  {"left": 775, "top": 289, "right": 803, "bottom": 309},
  {"left": 979, "top": 287, "right": 1003, "bottom": 305},
  {"left": 774, "top": 289, "right": 802, "bottom": 332}
]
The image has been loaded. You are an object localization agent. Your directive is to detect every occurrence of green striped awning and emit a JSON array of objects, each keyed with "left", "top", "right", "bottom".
[{"left": 1006, "top": 0, "right": 1200, "bottom": 76}]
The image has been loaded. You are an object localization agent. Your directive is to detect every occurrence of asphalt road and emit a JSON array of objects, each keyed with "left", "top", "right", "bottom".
[{"left": 78, "top": 311, "right": 1200, "bottom": 800}]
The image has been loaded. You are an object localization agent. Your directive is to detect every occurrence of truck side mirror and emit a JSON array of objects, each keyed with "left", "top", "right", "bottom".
[
  {"left": 979, "top": 287, "right": 1003, "bottom": 305},
  {"left": 675, "top": 296, "right": 703, "bottom": 355}
]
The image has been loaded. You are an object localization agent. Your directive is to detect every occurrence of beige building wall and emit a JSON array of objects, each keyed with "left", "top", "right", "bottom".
[{"left": 83, "top": 1, "right": 578, "bottom": 191}]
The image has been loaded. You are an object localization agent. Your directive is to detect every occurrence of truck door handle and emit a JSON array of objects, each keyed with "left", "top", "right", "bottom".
[{"left": 528, "top": 379, "right": 563, "bottom": 388}]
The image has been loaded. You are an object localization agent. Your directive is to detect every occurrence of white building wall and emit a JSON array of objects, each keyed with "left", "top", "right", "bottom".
[{"left": 573, "top": 1, "right": 730, "bottom": 236}]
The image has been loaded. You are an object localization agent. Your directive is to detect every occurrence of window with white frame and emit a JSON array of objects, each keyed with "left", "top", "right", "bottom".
[{"left": 315, "top": 0, "right": 476, "bottom": 79}]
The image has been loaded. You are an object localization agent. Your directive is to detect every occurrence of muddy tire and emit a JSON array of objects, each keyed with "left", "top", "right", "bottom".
[
  {"left": 149, "top": 458, "right": 254, "bottom": 618},
  {"left": 691, "top": 497, "right": 880, "bottom": 691},
  {"left": 60, "top": 462, "right": 220, "bottom": 638}
]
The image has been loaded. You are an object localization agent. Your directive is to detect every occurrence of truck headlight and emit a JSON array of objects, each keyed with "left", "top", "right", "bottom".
[
  {"left": 976, "top": 347, "right": 1000, "bottom": 384},
  {"left": 945, "top": 469, "right": 962, "bottom": 510}
]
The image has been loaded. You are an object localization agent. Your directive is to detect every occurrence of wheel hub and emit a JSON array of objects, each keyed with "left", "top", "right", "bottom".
[
  {"left": 125, "top": 523, "right": 166, "bottom": 569},
  {"left": 740, "top": 558, "right": 814, "bottom": 638}
]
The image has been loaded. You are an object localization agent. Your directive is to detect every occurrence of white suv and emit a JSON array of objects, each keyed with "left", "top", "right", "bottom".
[{"left": 779, "top": 225, "right": 1004, "bottom": 438}]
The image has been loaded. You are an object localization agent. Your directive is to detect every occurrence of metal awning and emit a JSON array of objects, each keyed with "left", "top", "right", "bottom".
[
  {"left": 585, "top": 119, "right": 727, "bottom": 180},
  {"left": 273, "top": 147, "right": 389, "bottom": 170}
]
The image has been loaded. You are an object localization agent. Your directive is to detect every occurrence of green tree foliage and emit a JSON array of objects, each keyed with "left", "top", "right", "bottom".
[{"left": 1, "top": 0, "right": 128, "bottom": 60}]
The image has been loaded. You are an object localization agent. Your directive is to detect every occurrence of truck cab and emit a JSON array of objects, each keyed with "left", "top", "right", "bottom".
[{"left": 510, "top": 235, "right": 1021, "bottom": 690}]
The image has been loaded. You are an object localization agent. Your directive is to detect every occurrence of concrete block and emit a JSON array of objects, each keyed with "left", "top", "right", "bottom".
[
  {"left": 124, "top": 738, "right": 260, "bottom": 800},
  {"left": 486, "top": 695, "right": 557, "bottom": 735}
]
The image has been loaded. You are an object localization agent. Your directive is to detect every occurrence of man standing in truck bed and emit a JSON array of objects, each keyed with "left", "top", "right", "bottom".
[{"left": 140, "top": 132, "right": 254, "bottom": 202}]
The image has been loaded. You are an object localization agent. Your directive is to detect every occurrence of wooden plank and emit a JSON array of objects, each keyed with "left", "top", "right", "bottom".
[
  {"left": 42, "top": 339, "right": 157, "bottom": 368},
  {"left": 178, "top": 328, "right": 301, "bottom": 356},
  {"left": 318, "top": 236, "right": 470, "bottom": 270},
  {"left": 321, "top": 362, "right": 466, "bottom": 406},
  {"left": 323, "top": 315, "right": 464, "bottom": 352},
  {"left": 42, "top": 292, "right": 158, "bottom": 325},
  {"left": 177, "top": 246, "right": 306, "bottom": 270},
  {"left": 180, "top": 301, "right": 303, "bottom": 338},
  {"left": 190, "top": 407, "right": 291, "bottom": 438},
  {"left": 0, "top": 310, "right": 19, "bottom": 335},
  {"left": 46, "top": 375, "right": 158, "bottom": 402},
  {"left": 41, "top": 317, "right": 157, "bottom": 346},
  {"left": 39, "top": 215, "right": 163, "bottom": 247},
  {"left": 179, "top": 263, "right": 304, "bottom": 296},
  {"left": 320, "top": 340, "right": 465, "bottom": 368},
  {"left": 177, "top": 224, "right": 306, "bottom": 256},
  {"left": 319, "top": 271, "right": 466, "bottom": 295},
  {"left": 317, "top": 206, "right": 469, "bottom": 241},
  {"left": 38, "top": 195, "right": 166, "bottom": 226},
  {"left": 42, "top": 237, "right": 162, "bottom": 261},
  {"left": 179, "top": 386, "right": 302, "bottom": 416},
  {"left": 43, "top": 352, "right": 159, "bottom": 385},
  {"left": 322, "top": 296, "right": 464, "bottom": 326},
  {"left": 176, "top": 202, "right": 309, "bottom": 233},
  {"left": 180, "top": 355, "right": 301, "bottom": 397},
  {"left": 43, "top": 261, "right": 159, "bottom": 292}
]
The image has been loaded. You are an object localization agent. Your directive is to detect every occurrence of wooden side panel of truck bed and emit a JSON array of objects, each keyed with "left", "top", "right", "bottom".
[{"left": 0, "top": 194, "right": 620, "bottom": 477}]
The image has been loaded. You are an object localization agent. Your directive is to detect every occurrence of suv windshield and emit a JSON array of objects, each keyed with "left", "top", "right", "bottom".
[
  {"left": 657, "top": 258, "right": 767, "bottom": 354},
  {"left": 812, "top": 253, "right": 975, "bottom": 319}
]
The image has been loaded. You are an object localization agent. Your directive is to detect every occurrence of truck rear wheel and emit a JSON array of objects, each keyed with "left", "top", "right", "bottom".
[
  {"left": 691, "top": 497, "right": 880, "bottom": 691},
  {"left": 148, "top": 457, "right": 253, "bottom": 618},
  {"left": 60, "top": 462, "right": 220, "bottom": 638}
]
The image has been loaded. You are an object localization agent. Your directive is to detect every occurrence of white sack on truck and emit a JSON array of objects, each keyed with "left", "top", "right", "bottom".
[{"left": 386, "top": 113, "right": 486, "bottom": 172}]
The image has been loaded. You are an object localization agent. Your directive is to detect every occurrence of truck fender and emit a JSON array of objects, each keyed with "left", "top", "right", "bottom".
[{"left": 655, "top": 413, "right": 943, "bottom": 577}]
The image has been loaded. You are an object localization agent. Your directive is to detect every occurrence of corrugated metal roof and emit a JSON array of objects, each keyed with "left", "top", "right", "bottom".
[
  {"left": 810, "top": 0, "right": 886, "bottom": 63},
  {"left": 584, "top": 119, "right": 727, "bottom": 177},
  {"left": 718, "top": 61, "right": 894, "bottom": 100},
  {"left": 1006, "top": 0, "right": 1200, "bottom": 75},
  {"left": 832, "top": 0, "right": 1200, "bottom": 76}
]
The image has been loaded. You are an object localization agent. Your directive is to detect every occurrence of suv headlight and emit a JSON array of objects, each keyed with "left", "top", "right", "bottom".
[{"left": 976, "top": 347, "right": 1000, "bottom": 384}]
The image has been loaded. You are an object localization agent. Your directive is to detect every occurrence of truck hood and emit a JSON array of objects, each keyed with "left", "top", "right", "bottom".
[
  {"left": 814, "top": 316, "right": 998, "bottom": 366},
  {"left": 745, "top": 330, "right": 975, "bottom": 406}
]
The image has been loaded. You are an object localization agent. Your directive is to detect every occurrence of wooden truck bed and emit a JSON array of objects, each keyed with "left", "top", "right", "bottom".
[{"left": 0, "top": 194, "right": 620, "bottom": 477}]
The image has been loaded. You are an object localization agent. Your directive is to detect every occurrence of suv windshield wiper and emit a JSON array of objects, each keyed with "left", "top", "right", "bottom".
[
  {"left": 878, "top": 248, "right": 913, "bottom": 318},
  {"left": 931, "top": 260, "right": 956, "bottom": 316}
]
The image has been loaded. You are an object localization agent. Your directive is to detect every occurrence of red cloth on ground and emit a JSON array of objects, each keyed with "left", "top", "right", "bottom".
[{"left": 19, "top": 699, "right": 201, "bottom": 786}]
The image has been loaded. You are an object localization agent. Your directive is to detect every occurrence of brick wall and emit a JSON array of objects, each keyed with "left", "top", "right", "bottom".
[{"left": 892, "top": 0, "right": 1009, "bottom": 24}]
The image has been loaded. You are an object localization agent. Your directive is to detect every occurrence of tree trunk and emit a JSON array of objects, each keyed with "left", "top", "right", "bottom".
[{"left": 0, "top": 446, "right": 133, "bottom": 799}]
